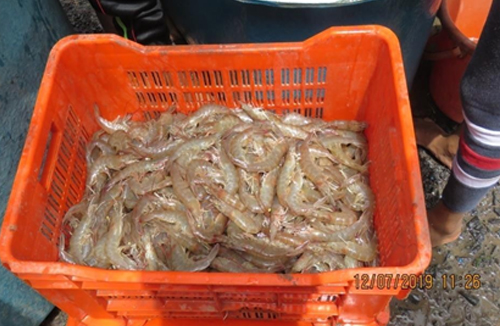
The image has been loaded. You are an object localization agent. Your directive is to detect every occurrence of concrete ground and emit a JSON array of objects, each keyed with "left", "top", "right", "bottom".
[
  {"left": 387, "top": 61, "right": 500, "bottom": 326},
  {"left": 41, "top": 1, "right": 500, "bottom": 325},
  {"left": 389, "top": 149, "right": 500, "bottom": 326}
]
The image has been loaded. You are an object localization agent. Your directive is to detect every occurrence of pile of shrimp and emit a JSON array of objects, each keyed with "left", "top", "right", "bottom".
[{"left": 59, "top": 103, "right": 378, "bottom": 272}]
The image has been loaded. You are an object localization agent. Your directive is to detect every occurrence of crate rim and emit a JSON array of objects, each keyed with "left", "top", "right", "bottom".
[{"left": 0, "top": 26, "right": 431, "bottom": 288}]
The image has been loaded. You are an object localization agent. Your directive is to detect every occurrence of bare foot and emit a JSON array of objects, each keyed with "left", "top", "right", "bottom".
[
  {"left": 414, "top": 118, "right": 460, "bottom": 169},
  {"left": 427, "top": 201, "right": 463, "bottom": 247}
]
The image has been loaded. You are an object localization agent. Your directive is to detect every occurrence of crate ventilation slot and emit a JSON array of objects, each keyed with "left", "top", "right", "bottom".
[
  {"left": 235, "top": 308, "right": 278, "bottom": 320},
  {"left": 41, "top": 106, "right": 89, "bottom": 243},
  {"left": 127, "top": 68, "right": 327, "bottom": 117}
]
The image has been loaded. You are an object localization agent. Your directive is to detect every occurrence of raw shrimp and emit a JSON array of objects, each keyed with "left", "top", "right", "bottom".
[
  {"left": 225, "top": 124, "right": 285, "bottom": 171},
  {"left": 298, "top": 137, "right": 343, "bottom": 204},
  {"left": 199, "top": 212, "right": 228, "bottom": 243},
  {"left": 143, "top": 227, "right": 169, "bottom": 271},
  {"left": 171, "top": 163, "right": 202, "bottom": 218},
  {"left": 301, "top": 179, "right": 323, "bottom": 202},
  {"left": 289, "top": 179, "right": 357, "bottom": 225},
  {"left": 320, "top": 132, "right": 367, "bottom": 147},
  {"left": 339, "top": 165, "right": 359, "bottom": 180},
  {"left": 154, "top": 193, "right": 186, "bottom": 212},
  {"left": 307, "top": 252, "right": 346, "bottom": 273},
  {"left": 205, "top": 183, "right": 247, "bottom": 212},
  {"left": 308, "top": 145, "right": 340, "bottom": 165},
  {"left": 156, "top": 109, "right": 174, "bottom": 135},
  {"left": 128, "top": 171, "right": 172, "bottom": 196},
  {"left": 87, "top": 154, "right": 137, "bottom": 187},
  {"left": 270, "top": 120, "right": 310, "bottom": 140},
  {"left": 107, "top": 156, "right": 169, "bottom": 187},
  {"left": 168, "top": 243, "right": 220, "bottom": 272},
  {"left": 230, "top": 108, "right": 254, "bottom": 123},
  {"left": 310, "top": 219, "right": 348, "bottom": 234},
  {"left": 326, "top": 120, "right": 367, "bottom": 132},
  {"left": 273, "top": 231, "right": 308, "bottom": 248},
  {"left": 89, "top": 235, "right": 111, "bottom": 268},
  {"left": 285, "top": 168, "right": 318, "bottom": 216},
  {"left": 321, "top": 140, "right": 368, "bottom": 172},
  {"left": 130, "top": 194, "right": 161, "bottom": 234},
  {"left": 186, "top": 159, "right": 212, "bottom": 201},
  {"left": 178, "top": 104, "right": 229, "bottom": 130},
  {"left": 241, "top": 104, "right": 309, "bottom": 139},
  {"left": 108, "top": 130, "right": 131, "bottom": 152},
  {"left": 211, "top": 197, "right": 261, "bottom": 234},
  {"left": 167, "top": 133, "right": 221, "bottom": 168},
  {"left": 58, "top": 234, "right": 76, "bottom": 264},
  {"left": 212, "top": 114, "right": 242, "bottom": 134},
  {"left": 224, "top": 128, "right": 255, "bottom": 168},
  {"left": 217, "top": 141, "right": 239, "bottom": 194},
  {"left": 128, "top": 120, "right": 163, "bottom": 145},
  {"left": 310, "top": 209, "right": 358, "bottom": 226},
  {"left": 296, "top": 208, "right": 373, "bottom": 242},
  {"left": 105, "top": 204, "right": 139, "bottom": 270},
  {"left": 276, "top": 141, "right": 298, "bottom": 206},
  {"left": 187, "top": 158, "right": 226, "bottom": 187},
  {"left": 94, "top": 105, "right": 131, "bottom": 134},
  {"left": 211, "top": 257, "right": 271, "bottom": 273},
  {"left": 344, "top": 174, "right": 375, "bottom": 211},
  {"left": 259, "top": 167, "right": 280, "bottom": 213},
  {"left": 63, "top": 102, "right": 378, "bottom": 272},
  {"left": 142, "top": 209, "right": 188, "bottom": 231},
  {"left": 143, "top": 208, "right": 210, "bottom": 254},
  {"left": 217, "top": 247, "right": 248, "bottom": 264},
  {"left": 69, "top": 196, "right": 98, "bottom": 264},
  {"left": 86, "top": 139, "right": 115, "bottom": 165},
  {"left": 291, "top": 251, "right": 315, "bottom": 273},
  {"left": 150, "top": 232, "right": 172, "bottom": 266},
  {"left": 171, "top": 163, "right": 226, "bottom": 242},
  {"left": 240, "top": 104, "right": 273, "bottom": 121},
  {"left": 282, "top": 113, "right": 315, "bottom": 126},
  {"left": 238, "top": 169, "right": 264, "bottom": 213},
  {"left": 269, "top": 198, "right": 287, "bottom": 241},
  {"left": 168, "top": 229, "right": 211, "bottom": 255},
  {"left": 246, "top": 138, "right": 288, "bottom": 172},
  {"left": 61, "top": 200, "right": 88, "bottom": 227},
  {"left": 238, "top": 252, "right": 289, "bottom": 272},
  {"left": 93, "top": 184, "right": 125, "bottom": 231},
  {"left": 131, "top": 138, "right": 182, "bottom": 159},
  {"left": 310, "top": 240, "right": 377, "bottom": 262},
  {"left": 222, "top": 232, "right": 305, "bottom": 259},
  {"left": 292, "top": 250, "right": 346, "bottom": 273}
]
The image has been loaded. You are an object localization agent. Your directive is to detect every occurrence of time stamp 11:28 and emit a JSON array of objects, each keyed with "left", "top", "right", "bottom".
[{"left": 354, "top": 273, "right": 482, "bottom": 290}]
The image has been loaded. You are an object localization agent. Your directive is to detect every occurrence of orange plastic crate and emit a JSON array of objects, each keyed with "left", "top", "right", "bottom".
[{"left": 0, "top": 27, "right": 431, "bottom": 326}]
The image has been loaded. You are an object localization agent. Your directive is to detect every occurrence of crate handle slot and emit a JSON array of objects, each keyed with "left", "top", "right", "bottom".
[{"left": 38, "top": 123, "right": 62, "bottom": 190}]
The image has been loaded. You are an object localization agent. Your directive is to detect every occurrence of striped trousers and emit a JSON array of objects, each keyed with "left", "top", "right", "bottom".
[{"left": 442, "top": 0, "right": 500, "bottom": 212}]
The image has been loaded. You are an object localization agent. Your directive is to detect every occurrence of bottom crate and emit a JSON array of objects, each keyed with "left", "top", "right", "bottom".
[
  {"left": 65, "top": 304, "right": 391, "bottom": 326},
  {"left": 67, "top": 315, "right": 390, "bottom": 326}
]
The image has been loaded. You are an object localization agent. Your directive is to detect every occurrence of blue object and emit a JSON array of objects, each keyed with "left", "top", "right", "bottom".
[
  {"left": 162, "top": 0, "right": 441, "bottom": 85},
  {"left": 0, "top": 0, "right": 73, "bottom": 325}
]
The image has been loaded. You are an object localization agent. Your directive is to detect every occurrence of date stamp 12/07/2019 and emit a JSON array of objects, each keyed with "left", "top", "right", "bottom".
[{"left": 353, "top": 273, "right": 482, "bottom": 290}]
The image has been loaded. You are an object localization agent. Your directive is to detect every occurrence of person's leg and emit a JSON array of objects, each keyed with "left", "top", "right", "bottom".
[
  {"left": 414, "top": 118, "right": 460, "bottom": 169},
  {"left": 86, "top": 0, "right": 172, "bottom": 45},
  {"left": 428, "top": 201, "right": 463, "bottom": 246},
  {"left": 429, "top": 0, "right": 500, "bottom": 246}
]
